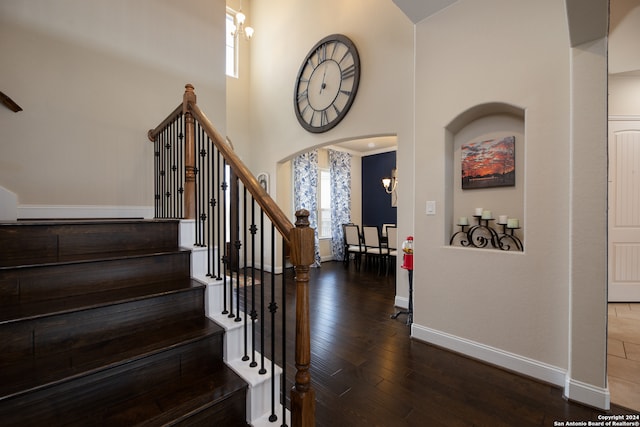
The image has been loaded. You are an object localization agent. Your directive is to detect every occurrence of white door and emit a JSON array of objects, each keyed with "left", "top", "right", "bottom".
[{"left": 609, "top": 119, "right": 640, "bottom": 301}]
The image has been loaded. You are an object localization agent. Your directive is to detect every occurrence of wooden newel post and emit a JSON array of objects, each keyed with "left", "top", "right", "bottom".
[
  {"left": 183, "top": 84, "right": 197, "bottom": 219},
  {"left": 289, "top": 209, "right": 316, "bottom": 427}
]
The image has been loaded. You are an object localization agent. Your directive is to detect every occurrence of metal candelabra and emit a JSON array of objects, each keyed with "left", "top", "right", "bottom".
[{"left": 449, "top": 215, "right": 523, "bottom": 251}]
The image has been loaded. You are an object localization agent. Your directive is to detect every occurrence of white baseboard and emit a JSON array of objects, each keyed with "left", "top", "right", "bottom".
[
  {"left": 17, "top": 204, "right": 154, "bottom": 219},
  {"left": 564, "top": 377, "right": 610, "bottom": 410},
  {"left": 411, "top": 324, "right": 567, "bottom": 386},
  {"left": 411, "top": 324, "right": 610, "bottom": 410},
  {"left": 0, "top": 186, "right": 17, "bottom": 221},
  {"left": 394, "top": 295, "right": 409, "bottom": 309}
]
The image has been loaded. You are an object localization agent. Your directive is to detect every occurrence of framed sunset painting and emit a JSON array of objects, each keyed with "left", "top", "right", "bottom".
[{"left": 461, "top": 136, "right": 515, "bottom": 189}]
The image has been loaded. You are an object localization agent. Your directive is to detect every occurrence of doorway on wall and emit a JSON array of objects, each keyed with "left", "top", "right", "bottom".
[
  {"left": 608, "top": 119, "right": 640, "bottom": 302},
  {"left": 277, "top": 135, "right": 397, "bottom": 263},
  {"left": 606, "top": 0, "right": 640, "bottom": 412}
]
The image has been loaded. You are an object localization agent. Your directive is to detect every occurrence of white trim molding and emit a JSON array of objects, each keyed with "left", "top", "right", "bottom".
[
  {"left": 564, "top": 377, "right": 610, "bottom": 410},
  {"left": 394, "top": 295, "right": 409, "bottom": 309},
  {"left": 411, "top": 324, "right": 566, "bottom": 386},
  {"left": 17, "top": 204, "right": 154, "bottom": 220},
  {"left": 411, "top": 323, "right": 611, "bottom": 409},
  {"left": 609, "top": 115, "right": 640, "bottom": 121},
  {"left": 0, "top": 186, "right": 17, "bottom": 221}
]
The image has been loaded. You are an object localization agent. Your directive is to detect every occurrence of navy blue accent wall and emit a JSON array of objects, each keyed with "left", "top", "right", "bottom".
[{"left": 362, "top": 151, "right": 397, "bottom": 227}]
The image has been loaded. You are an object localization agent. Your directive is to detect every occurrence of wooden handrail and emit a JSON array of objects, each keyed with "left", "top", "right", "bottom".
[
  {"left": 147, "top": 84, "right": 315, "bottom": 426},
  {"left": 147, "top": 103, "right": 182, "bottom": 142},
  {"left": 146, "top": 84, "right": 295, "bottom": 241},
  {"left": 187, "top": 98, "right": 294, "bottom": 245}
]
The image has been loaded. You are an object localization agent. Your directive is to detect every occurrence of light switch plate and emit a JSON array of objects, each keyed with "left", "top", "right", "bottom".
[{"left": 426, "top": 200, "right": 436, "bottom": 215}]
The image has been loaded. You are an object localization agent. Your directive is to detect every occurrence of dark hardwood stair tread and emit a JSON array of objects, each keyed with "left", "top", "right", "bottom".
[
  {"left": 130, "top": 365, "right": 248, "bottom": 427},
  {"left": 0, "top": 247, "right": 188, "bottom": 269},
  {"left": 0, "top": 316, "right": 224, "bottom": 401},
  {"left": 0, "top": 278, "right": 203, "bottom": 324},
  {"left": 0, "top": 219, "right": 248, "bottom": 426},
  {"left": 0, "top": 359, "right": 247, "bottom": 427}
]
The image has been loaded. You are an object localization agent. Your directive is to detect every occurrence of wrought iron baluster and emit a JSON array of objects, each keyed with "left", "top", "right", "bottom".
[
  {"left": 164, "top": 126, "right": 172, "bottom": 218},
  {"left": 206, "top": 135, "right": 213, "bottom": 277},
  {"left": 259, "top": 210, "right": 267, "bottom": 375},
  {"left": 198, "top": 125, "right": 207, "bottom": 246},
  {"left": 242, "top": 185, "right": 249, "bottom": 361},
  {"left": 216, "top": 150, "right": 222, "bottom": 280},
  {"left": 233, "top": 170, "right": 241, "bottom": 322},
  {"left": 178, "top": 113, "right": 184, "bottom": 219},
  {"left": 159, "top": 128, "right": 165, "bottom": 218},
  {"left": 153, "top": 133, "right": 160, "bottom": 218},
  {"left": 193, "top": 124, "right": 201, "bottom": 245},
  {"left": 269, "top": 222, "right": 278, "bottom": 423},
  {"left": 222, "top": 159, "right": 230, "bottom": 316},
  {"left": 170, "top": 120, "right": 175, "bottom": 218},
  {"left": 250, "top": 197, "right": 258, "bottom": 368},
  {"left": 281, "top": 236, "right": 288, "bottom": 427}
]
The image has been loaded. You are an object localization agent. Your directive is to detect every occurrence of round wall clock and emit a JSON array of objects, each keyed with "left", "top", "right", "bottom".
[{"left": 294, "top": 34, "right": 361, "bottom": 133}]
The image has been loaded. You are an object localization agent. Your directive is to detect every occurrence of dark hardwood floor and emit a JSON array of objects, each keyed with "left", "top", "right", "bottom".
[{"left": 276, "top": 261, "right": 639, "bottom": 427}]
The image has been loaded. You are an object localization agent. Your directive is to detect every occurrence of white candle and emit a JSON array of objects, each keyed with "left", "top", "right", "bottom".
[
  {"left": 474, "top": 207, "right": 483, "bottom": 216},
  {"left": 498, "top": 215, "right": 508, "bottom": 224},
  {"left": 507, "top": 218, "right": 519, "bottom": 229},
  {"left": 459, "top": 216, "right": 468, "bottom": 226},
  {"left": 481, "top": 210, "right": 492, "bottom": 220}
]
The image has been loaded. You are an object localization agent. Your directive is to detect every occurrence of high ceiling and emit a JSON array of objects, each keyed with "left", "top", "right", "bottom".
[
  {"left": 391, "top": 0, "right": 640, "bottom": 76},
  {"left": 340, "top": 0, "right": 640, "bottom": 155},
  {"left": 391, "top": 0, "right": 458, "bottom": 23}
]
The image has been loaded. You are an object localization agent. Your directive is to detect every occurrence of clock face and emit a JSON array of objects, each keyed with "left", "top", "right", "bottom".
[{"left": 294, "top": 34, "right": 360, "bottom": 133}]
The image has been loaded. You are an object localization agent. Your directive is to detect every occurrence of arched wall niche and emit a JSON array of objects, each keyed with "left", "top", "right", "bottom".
[{"left": 444, "top": 102, "right": 526, "bottom": 251}]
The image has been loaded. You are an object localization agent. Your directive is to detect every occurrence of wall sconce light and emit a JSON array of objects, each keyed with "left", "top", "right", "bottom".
[{"left": 381, "top": 168, "right": 397, "bottom": 194}]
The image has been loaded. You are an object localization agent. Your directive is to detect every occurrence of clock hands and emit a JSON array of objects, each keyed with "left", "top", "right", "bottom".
[{"left": 319, "top": 67, "right": 327, "bottom": 95}]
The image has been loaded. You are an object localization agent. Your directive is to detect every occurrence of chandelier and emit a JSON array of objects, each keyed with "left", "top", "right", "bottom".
[{"left": 230, "top": 3, "right": 254, "bottom": 40}]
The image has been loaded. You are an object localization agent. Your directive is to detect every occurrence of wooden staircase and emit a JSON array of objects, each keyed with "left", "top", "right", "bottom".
[{"left": 0, "top": 219, "right": 248, "bottom": 426}]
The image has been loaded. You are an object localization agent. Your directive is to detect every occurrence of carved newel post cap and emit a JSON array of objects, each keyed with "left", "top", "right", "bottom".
[
  {"left": 295, "top": 209, "right": 310, "bottom": 228},
  {"left": 183, "top": 83, "right": 196, "bottom": 113}
]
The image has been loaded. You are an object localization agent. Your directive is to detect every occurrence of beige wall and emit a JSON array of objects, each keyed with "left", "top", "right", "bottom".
[
  {"left": 0, "top": 0, "right": 226, "bottom": 213},
  {"left": 0, "top": 0, "right": 616, "bottom": 410},
  {"left": 235, "top": 0, "right": 610, "bottom": 408},
  {"left": 609, "top": 74, "right": 640, "bottom": 116},
  {"left": 236, "top": 0, "right": 414, "bottom": 291},
  {"left": 248, "top": 0, "right": 413, "bottom": 233},
  {"left": 410, "top": 0, "right": 608, "bottom": 408},
  {"left": 414, "top": 0, "right": 570, "bottom": 365}
]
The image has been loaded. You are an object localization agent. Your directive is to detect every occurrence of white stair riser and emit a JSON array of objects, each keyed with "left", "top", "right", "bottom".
[
  {"left": 228, "top": 357, "right": 283, "bottom": 422},
  {"left": 187, "top": 218, "right": 285, "bottom": 426}
]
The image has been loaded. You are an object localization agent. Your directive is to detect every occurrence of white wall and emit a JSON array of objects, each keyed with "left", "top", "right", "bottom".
[
  {"left": 0, "top": 0, "right": 614, "bottom": 410},
  {"left": 241, "top": 0, "right": 414, "bottom": 288},
  {"left": 0, "top": 0, "right": 226, "bottom": 216},
  {"left": 609, "top": 74, "right": 640, "bottom": 116},
  {"left": 0, "top": 185, "right": 17, "bottom": 221},
  {"left": 409, "top": 0, "right": 611, "bottom": 407}
]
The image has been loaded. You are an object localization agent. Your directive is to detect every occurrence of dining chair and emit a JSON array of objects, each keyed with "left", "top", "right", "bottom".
[
  {"left": 343, "top": 223, "right": 365, "bottom": 269},
  {"left": 385, "top": 226, "right": 398, "bottom": 275},
  {"left": 381, "top": 223, "right": 396, "bottom": 247},
  {"left": 362, "top": 225, "right": 385, "bottom": 274}
]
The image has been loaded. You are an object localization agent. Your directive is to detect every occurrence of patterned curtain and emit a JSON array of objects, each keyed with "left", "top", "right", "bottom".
[
  {"left": 293, "top": 150, "right": 321, "bottom": 267},
  {"left": 329, "top": 149, "right": 352, "bottom": 261}
]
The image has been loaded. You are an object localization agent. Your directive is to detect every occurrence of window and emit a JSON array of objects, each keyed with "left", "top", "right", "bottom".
[
  {"left": 226, "top": 11, "right": 237, "bottom": 77},
  {"left": 318, "top": 169, "right": 332, "bottom": 239}
]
